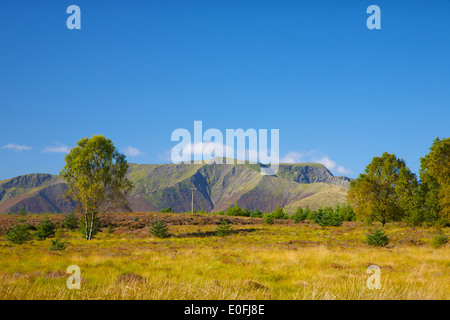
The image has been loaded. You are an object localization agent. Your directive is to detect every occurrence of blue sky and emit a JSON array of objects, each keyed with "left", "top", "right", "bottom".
[{"left": 1, "top": 0, "right": 449, "bottom": 180}]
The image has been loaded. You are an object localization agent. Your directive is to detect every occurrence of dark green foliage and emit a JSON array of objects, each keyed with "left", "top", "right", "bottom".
[
  {"left": 420, "top": 137, "right": 450, "bottom": 226},
  {"left": 366, "top": 229, "right": 389, "bottom": 247},
  {"left": 216, "top": 210, "right": 225, "bottom": 215},
  {"left": 149, "top": 219, "right": 169, "bottom": 238},
  {"left": 250, "top": 208, "right": 263, "bottom": 218},
  {"left": 224, "top": 203, "right": 263, "bottom": 217},
  {"left": 133, "top": 216, "right": 139, "bottom": 222},
  {"left": 264, "top": 214, "right": 274, "bottom": 225},
  {"left": 336, "top": 204, "right": 356, "bottom": 221},
  {"left": 199, "top": 208, "right": 207, "bottom": 214},
  {"left": 407, "top": 137, "right": 450, "bottom": 227},
  {"left": 7, "top": 209, "right": 33, "bottom": 244},
  {"left": 49, "top": 238, "right": 69, "bottom": 251},
  {"left": 401, "top": 197, "right": 438, "bottom": 227},
  {"left": 430, "top": 234, "right": 448, "bottom": 248},
  {"left": 311, "top": 206, "right": 323, "bottom": 224},
  {"left": 35, "top": 216, "right": 56, "bottom": 240},
  {"left": 161, "top": 206, "right": 173, "bottom": 213},
  {"left": 260, "top": 205, "right": 302, "bottom": 223},
  {"left": 270, "top": 206, "right": 288, "bottom": 219},
  {"left": 79, "top": 214, "right": 101, "bottom": 239},
  {"left": 225, "top": 203, "right": 243, "bottom": 216},
  {"left": 302, "top": 204, "right": 355, "bottom": 224},
  {"left": 6, "top": 223, "right": 33, "bottom": 245},
  {"left": 62, "top": 211, "right": 79, "bottom": 230},
  {"left": 304, "top": 206, "right": 314, "bottom": 220},
  {"left": 292, "top": 207, "right": 307, "bottom": 223},
  {"left": 215, "top": 221, "right": 232, "bottom": 237},
  {"left": 313, "top": 207, "right": 343, "bottom": 227}
]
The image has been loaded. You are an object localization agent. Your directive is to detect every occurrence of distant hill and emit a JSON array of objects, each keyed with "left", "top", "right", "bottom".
[
  {"left": 0, "top": 174, "right": 74, "bottom": 214},
  {"left": 0, "top": 161, "right": 351, "bottom": 214}
]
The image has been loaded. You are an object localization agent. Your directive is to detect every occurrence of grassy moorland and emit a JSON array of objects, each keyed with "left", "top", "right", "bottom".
[{"left": 0, "top": 212, "right": 448, "bottom": 300}]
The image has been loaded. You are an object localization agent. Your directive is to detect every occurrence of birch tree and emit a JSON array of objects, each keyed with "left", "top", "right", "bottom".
[{"left": 60, "top": 135, "right": 133, "bottom": 240}]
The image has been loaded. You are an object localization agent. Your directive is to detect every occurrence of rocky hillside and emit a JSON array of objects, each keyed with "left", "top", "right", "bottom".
[
  {"left": 0, "top": 161, "right": 351, "bottom": 214},
  {"left": 0, "top": 174, "right": 74, "bottom": 214}
]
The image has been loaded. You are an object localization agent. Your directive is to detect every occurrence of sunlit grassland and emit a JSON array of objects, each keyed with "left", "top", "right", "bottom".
[{"left": 0, "top": 218, "right": 448, "bottom": 300}]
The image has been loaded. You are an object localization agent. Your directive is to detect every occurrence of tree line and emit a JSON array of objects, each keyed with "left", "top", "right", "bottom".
[
  {"left": 348, "top": 137, "right": 449, "bottom": 227},
  {"left": 166, "top": 202, "right": 356, "bottom": 227}
]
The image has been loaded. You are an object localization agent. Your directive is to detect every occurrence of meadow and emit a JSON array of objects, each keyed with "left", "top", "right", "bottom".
[{"left": 0, "top": 212, "right": 448, "bottom": 300}]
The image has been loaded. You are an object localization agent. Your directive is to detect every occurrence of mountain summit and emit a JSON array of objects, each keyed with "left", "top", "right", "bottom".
[{"left": 0, "top": 162, "right": 350, "bottom": 214}]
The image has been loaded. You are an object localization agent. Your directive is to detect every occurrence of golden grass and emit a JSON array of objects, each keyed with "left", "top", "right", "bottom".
[{"left": 0, "top": 217, "right": 448, "bottom": 300}]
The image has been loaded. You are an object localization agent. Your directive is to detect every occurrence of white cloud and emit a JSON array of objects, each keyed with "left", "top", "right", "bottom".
[
  {"left": 1, "top": 143, "right": 31, "bottom": 151},
  {"left": 281, "top": 150, "right": 352, "bottom": 176},
  {"left": 42, "top": 143, "right": 70, "bottom": 154},
  {"left": 123, "top": 146, "right": 143, "bottom": 157},
  {"left": 336, "top": 166, "right": 353, "bottom": 175},
  {"left": 313, "top": 155, "right": 336, "bottom": 170},
  {"left": 281, "top": 151, "right": 304, "bottom": 163}
]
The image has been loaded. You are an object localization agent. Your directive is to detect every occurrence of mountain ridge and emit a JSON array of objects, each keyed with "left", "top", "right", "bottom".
[{"left": 0, "top": 161, "right": 351, "bottom": 214}]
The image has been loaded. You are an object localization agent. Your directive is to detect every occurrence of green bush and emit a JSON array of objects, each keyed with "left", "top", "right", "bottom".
[
  {"left": 223, "top": 204, "right": 258, "bottom": 217},
  {"left": 62, "top": 211, "right": 79, "bottom": 230},
  {"left": 6, "top": 210, "right": 33, "bottom": 245},
  {"left": 6, "top": 223, "right": 33, "bottom": 245},
  {"left": 313, "top": 207, "right": 343, "bottom": 226},
  {"left": 35, "top": 216, "right": 56, "bottom": 241},
  {"left": 270, "top": 206, "right": 288, "bottom": 219},
  {"left": 304, "top": 206, "right": 314, "bottom": 220},
  {"left": 161, "top": 206, "right": 173, "bottom": 213},
  {"left": 292, "top": 207, "right": 307, "bottom": 223},
  {"left": 336, "top": 204, "right": 356, "bottom": 221},
  {"left": 250, "top": 208, "right": 263, "bottom": 218},
  {"left": 215, "top": 221, "right": 232, "bottom": 237},
  {"left": 264, "top": 214, "right": 274, "bottom": 225},
  {"left": 366, "top": 229, "right": 389, "bottom": 247},
  {"left": 225, "top": 203, "right": 243, "bottom": 216},
  {"left": 430, "top": 234, "right": 448, "bottom": 248},
  {"left": 149, "top": 219, "right": 169, "bottom": 238},
  {"left": 49, "top": 238, "right": 69, "bottom": 251}
]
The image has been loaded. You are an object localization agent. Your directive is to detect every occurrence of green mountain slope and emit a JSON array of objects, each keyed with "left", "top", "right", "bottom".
[
  {"left": 0, "top": 174, "right": 74, "bottom": 214},
  {"left": 0, "top": 162, "right": 351, "bottom": 214}
]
